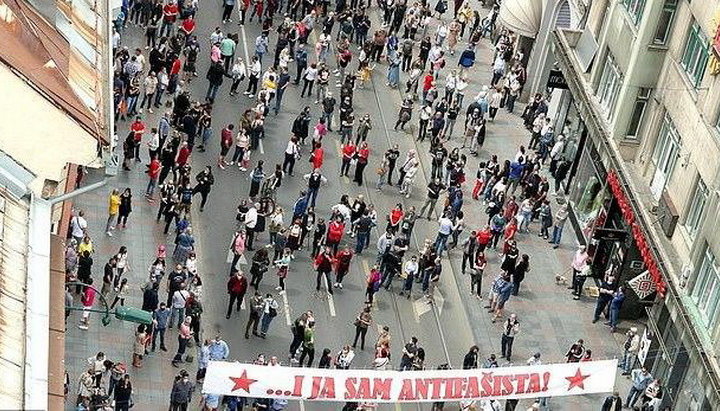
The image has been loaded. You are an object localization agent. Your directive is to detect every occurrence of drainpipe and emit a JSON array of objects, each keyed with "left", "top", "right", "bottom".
[{"left": 24, "top": 178, "right": 107, "bottom": 409}]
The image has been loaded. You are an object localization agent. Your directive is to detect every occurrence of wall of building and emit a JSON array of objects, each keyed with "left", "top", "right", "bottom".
[
  {"left": 0, "top": 64, "right": 98, "bottom": 196},
  {"left": 550, "top": 0, "right": 720, "bottom": 401},
  {"left": 0, "top": 193, "right": 29, "bottom": 410},
  {"left": 634, "top": 0, "right": 720, "bottom": 285},
  {"left": 621, "top": 0, "right": 720, "bottom": 407}
]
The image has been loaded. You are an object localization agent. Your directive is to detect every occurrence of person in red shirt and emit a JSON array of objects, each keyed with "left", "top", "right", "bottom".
[
  {"left": 333, "top": 246, "right": 353, "bottom": 288},
  {"left": 180, "top": 15, "right": 196, "bottom": 40},
  {"left": 503, "top": 196, "right": 518, "bottom": 221},
  {"left": 167, "top": 55, "right": 182, "bottom": 94},
  {"left": 218, "top": 124, "right": 235, "bottom": 169},
  {"left": 476, "top": 225, "right": 493, "bottom": 252},
  {"left": 387, "top": 204, "right": 404, "bottom": 234},
  {"left": 422, "top": 71, "right": 434, "bottom": 100},
  {"left": 176, "top": 142, "right": 191, "bottom": 167},
  {"left": 502, "top": 218, "right": 518, "bottom": 255},
  {"left": 226, "top": 270, "right": 248, "bottom": 319},
  {"left": 130, "top": 116, "right": 146, "bottom": 161},
  {"left": 145, "top": 156, "right": 162, "bottom": 198},
  {"left": 314, "top": 246, "right": 335, "bottom": 295},
  {"left": 340, "top": 141, "right": 356, "bottom": 177},
  {"left": 325, "top": 216, "right": 345, "bottom": 255},
  {"left": 310, "top": 142, "right": 324, "bottom": 170},
  {"left": 161, "top": 1, "right": 179, "bottom": 38},
  {"left": 353, "top": 142, "right": 370, "bottom": 186}
]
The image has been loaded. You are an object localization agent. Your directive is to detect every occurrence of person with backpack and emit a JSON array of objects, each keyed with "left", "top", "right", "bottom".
[{"left": 365, "top": 265, "right": 382, "bottom": 304}]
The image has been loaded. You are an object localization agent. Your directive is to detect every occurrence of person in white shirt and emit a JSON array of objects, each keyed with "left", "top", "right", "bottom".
[
  {"left": 244, "top": 56, "right": 262, "bottom": 98},
  {"left": 210, "top": 28, "right": 224, "bottom": 46},
  {"left": 435, "top": 22, "right": 448, "bottom": 46},
  {"left": 282, "top": 136, "right": 300, "bottom": 176},
  {"left": 300, "top": 63, "right": 319, "bottom": 98},
  {"left": 170, "top": 286, "right": 190, "bottom": 328},
  {"left": 147, "top": 130, "right": 160, "bottom": 160},
  {"left": 434, "top": 214, "right": 455, "bottom": 255},
  {"left": 244, "top": 203, "right": 259, "bottom": 250},
  {"left": 444, "top": 70, "right": 458, "bottom": 102},
  {"left": 155, "top": 68, "right": 169, "bottom": 107},
  {"left": 455, "top": 76, "right": 468, "bottom": 107},
  {"left": 399, "top": 255, "right": 419, "bottom": 298},
  {"left": 399, "top": 162, "right": 419, "bottom": 198},
  {"left": 70, "top": 211, "right": 88, "bottom": 244},
  {"left": 488, "top": 88, "right": 503, "bottom": 121},
  {"left": 278, "top": 46, "right": 291, "bottom": 71},
  {"left": 335, "top": 345, "right": 355, "bottom": 369}
]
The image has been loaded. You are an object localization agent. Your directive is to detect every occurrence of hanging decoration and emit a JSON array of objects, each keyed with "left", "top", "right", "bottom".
[{"left": 606, "top": 170, "right": 666, "bottom": 297}]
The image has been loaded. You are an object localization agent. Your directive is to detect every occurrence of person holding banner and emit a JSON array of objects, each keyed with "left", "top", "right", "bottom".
[
  {"left": 289, "top": 311, "right": 313, "bottom": 362},
  {"left": 335, "top": 345, "right": 355, "bottom": 369}
]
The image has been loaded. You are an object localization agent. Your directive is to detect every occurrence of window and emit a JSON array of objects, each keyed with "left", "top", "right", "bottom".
[
  {"left": 596, "top": 53, "right": 622, "bottom": 119},
  {"left": 653, "top": 0, "right": 677, "bottom": 45},
  {"left": 681, "top": 21, "right": 709, "bottom": 88},
  {"left": 626, "top": 88, "right": 650, "bottom": 139},
  {"left": 652, "top": 115, "right": 681, "bottom": 177},
  {"left": 623, "top": 0, "right": 646, "bottom": 25},
  {"left": 684, "top": 178, "right": 708, "bottom": 239},
  {"left": 691, "top": 247, "right": 720, "bottom": 327}
]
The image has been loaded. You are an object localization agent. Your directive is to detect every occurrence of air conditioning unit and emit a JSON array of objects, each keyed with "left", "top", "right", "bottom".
[{"left": 657, "top": 189, "right": 679, "bottom": 238}]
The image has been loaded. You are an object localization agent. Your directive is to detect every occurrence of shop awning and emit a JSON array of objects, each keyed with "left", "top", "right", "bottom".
[{"left": 498, "top": 0, "right": 544, "bottom": 39}]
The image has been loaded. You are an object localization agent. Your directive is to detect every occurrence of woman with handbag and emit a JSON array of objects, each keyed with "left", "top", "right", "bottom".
[
  {"left": 259, "top": 293, "right": 279, "bottom": 337},
  {"left": 274, "top": 248, "right": 291, "bottom": 294},
  {"left": 132, "top": 324, "right": 149, "bottom": 368},
  {"left": 353, "top": 141, "right": 370, "bottom": 186},
  {"left": 352, "top": 306, "right": 372, "bottom": 350},
  {"left": 228, "top": 230, "right": 247, "bottom": 274}
]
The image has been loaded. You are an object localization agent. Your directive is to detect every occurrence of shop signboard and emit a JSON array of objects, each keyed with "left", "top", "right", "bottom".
[{"left": 547, "top": 69, "right": 569, "bottom": 89}]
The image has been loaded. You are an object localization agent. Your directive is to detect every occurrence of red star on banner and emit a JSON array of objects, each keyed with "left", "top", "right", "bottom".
[
  {"left": 229, "top": 370, "right": 258, "bottom": 393},
  {"left": 565, "top": 368, "right": 591, "bottom": 391}
]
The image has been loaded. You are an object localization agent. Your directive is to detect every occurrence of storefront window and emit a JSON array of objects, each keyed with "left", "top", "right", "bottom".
[{"left": 570, "top": 141, "right": 611, "bottom": 239}]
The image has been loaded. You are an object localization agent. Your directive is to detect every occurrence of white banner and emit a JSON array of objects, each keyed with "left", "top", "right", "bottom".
[{"left": 203, "top": 360, "right": 617, "bottom": 403}]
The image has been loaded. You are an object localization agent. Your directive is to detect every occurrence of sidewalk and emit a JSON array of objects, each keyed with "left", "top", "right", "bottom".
[{"left": 64, "top": 168, "right": 186, "bottom": 409}]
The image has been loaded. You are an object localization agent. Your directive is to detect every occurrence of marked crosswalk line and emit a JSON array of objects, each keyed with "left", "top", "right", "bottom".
[
  {"left": 322, "top": 276, "right": 337, "bottom": 317},
  {"left": 282, "top": 291, "right": 291, "bottom": 326}
]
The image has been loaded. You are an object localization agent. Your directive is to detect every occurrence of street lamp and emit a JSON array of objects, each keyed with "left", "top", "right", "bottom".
[{"left": 65, "top": 281, "right": 152, "bottom": 326}]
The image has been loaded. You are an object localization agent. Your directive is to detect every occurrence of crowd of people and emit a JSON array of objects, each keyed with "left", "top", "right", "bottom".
[{"left": 60, "top": 0, "right": 665, "bottom": 409}]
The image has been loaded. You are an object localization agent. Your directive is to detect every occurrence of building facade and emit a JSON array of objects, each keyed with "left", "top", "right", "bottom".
[
  {"left": 545, "top": 0, "right": 720, "bottom": 408},
  {"left": 0, "top": 0, "right": 111, "bottom": 408}
]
